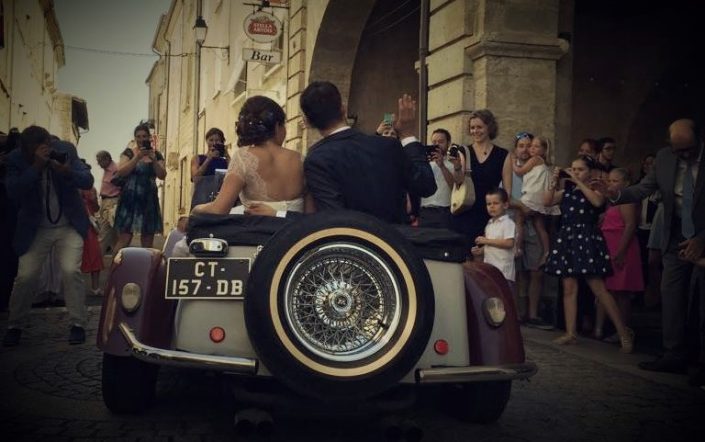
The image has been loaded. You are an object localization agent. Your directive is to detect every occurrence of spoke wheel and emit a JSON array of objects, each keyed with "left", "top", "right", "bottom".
[{"left": 245, "top": 211, "right": 434, "bottom": 400}]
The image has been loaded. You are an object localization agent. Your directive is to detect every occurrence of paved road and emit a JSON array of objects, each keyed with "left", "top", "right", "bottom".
[{"left": 1, "top": 307, "right": 704, "bottom": 442}]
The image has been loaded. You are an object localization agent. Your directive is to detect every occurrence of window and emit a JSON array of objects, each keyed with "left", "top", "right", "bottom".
[{"left": 233, "top": 65, "right": 248, "bottom": 97}]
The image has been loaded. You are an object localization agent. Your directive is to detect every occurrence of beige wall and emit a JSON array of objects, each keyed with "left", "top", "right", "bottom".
[
  {"left": 0, "top": 0, "right": 67, "bottom": 133},
  {"left": 152, "top": 0, "right": 571, "bottom": 228}
]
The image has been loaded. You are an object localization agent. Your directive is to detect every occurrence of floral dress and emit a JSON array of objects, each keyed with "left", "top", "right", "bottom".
[
  {"left": 544, "top": 184, "right": 612, "bottom": 278},
  {"left": 114, "top": 150, "right": 163, "bottom": 235}
]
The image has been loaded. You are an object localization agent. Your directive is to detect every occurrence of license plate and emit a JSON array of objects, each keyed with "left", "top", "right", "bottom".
[{"left": 165, "top": 257, "right": 251, "bottom": 300}]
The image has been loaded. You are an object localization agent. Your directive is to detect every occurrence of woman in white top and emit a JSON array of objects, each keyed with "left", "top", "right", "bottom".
[{"left": 192, "top": 96, "right": 307, "bottom": 216}]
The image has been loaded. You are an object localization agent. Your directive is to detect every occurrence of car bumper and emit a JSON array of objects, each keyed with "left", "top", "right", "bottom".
[
  {"left": 415, "top": 362, "right": 538, "bottom": 383},
  {"left": 118, "top": 323, "right": 258, "bottom": 374}
]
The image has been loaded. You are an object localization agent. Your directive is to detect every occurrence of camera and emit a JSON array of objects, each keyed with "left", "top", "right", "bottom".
[
  {"left": 213, "top": 143, "right": 226, "bottom": 157},
  {"left": 141, "top": 139, "right": 153, "bottom": 150},
  {"left": 558, "top": 169, "right": 571, "bottom": 179},
  {"left": 49, "top": 150, "right": 68, "bottom": 164},
  {"left": 425, "top": 144, "right": 439, "bottom": 159},
  {"left": 448, "top": 144, "right": 461, "bottom": 159}
]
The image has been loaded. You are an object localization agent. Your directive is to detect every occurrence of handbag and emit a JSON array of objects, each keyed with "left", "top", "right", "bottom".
[
  {"left": 450, "top": 144, "right": 476, "bottom": 214},
  {"left": 190, "top": 172, "right": 226, "bottom": 209}
]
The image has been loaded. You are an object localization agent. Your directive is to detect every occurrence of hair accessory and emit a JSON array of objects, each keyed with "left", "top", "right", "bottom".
[{"left": 515, "top": 131, "right": 534, "bottom": 140}]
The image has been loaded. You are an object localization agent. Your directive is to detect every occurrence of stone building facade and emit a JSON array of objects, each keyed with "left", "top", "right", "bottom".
[
  {"left": 149, "top": 0, "right": 703, "bottom": 231},
  {"left": 149, "top": 0, "right": 573, "bottom": 230},
  {"left": 0, "top": 0, "right": 87, "bottom": 143}
]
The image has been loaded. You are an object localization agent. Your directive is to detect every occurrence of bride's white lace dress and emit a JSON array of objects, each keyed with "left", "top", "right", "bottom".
[{"left": 228, "top": 147, "right": 304, "bottom": 213}]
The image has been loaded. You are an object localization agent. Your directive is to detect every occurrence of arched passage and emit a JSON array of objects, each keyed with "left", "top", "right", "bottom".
[{"left": 308, "top": 0, "right": 421, "bottom": 136}]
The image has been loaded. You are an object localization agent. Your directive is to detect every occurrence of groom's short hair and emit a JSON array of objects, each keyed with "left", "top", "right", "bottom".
[{"left": 300, "top": 81, "right": 344, "bottom": 131}]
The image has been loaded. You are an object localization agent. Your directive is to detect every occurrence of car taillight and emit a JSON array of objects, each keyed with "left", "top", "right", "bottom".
[
  {"left": 210, "top": 327, "right": 226, "bottom": 343},
  {"left": 434, "top": 339, "right": 449, "bottom": 355}
]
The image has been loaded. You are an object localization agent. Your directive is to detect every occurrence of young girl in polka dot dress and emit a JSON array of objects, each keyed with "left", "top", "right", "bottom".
[{"left": 544, "top": 156, "right": 634, "bottom": 352}]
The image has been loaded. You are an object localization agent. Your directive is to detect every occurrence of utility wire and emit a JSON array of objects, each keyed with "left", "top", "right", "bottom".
[
  {"left": 64, "top": 45, "right": 191, "bottom": 58},
  {"left": 366, "top": 0, "right": 413, "bottom": 28},
  {"left": 368, "top": 5, "right": 420, "bottom": 37}
]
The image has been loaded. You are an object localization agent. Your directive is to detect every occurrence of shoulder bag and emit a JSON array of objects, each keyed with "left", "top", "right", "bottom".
[{"left": 450, "top": 144, "right": 476, "bottom": 214}]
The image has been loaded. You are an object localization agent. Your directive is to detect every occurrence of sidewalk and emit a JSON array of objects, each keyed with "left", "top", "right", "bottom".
[{"left": 521, "top": 325, "right": 697, "bottom": 393}]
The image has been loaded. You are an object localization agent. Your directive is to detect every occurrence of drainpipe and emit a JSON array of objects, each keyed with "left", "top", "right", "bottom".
[
  {"left": 193, "top": 0, "right": 203, "bottom": 157},
  {"left": 418, "top": 0, "right": 429, "bottom": 143},
  {"left": 7, "top": 0, "right": 16, "bottom": 130}
]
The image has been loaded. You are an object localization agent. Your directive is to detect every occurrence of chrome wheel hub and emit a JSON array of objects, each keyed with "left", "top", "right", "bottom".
[{"left": 284, "top": 243, "right": 402, "bottom": 362}]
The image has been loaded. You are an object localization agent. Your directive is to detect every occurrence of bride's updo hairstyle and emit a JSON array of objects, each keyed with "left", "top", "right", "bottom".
[{"left": 236, "top": 96, "right": 286, "bottom": 146}]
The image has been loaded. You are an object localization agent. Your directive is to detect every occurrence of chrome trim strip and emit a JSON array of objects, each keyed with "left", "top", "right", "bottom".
[
  {"left": 118, "top": 323, "right": 258, "bottom": 374},
  {"left": 416, "top": 362, "right": 537, "bottom": 383}
]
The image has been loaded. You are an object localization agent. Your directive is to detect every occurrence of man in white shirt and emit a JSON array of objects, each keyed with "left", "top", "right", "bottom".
[{"left": 419, "top": 129, "right": 454, "bottom": 228}]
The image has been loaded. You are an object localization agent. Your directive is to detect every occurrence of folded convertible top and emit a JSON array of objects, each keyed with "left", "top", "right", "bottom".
[{"left": 187, "top": 213, "right": 468, "bottom": 263}]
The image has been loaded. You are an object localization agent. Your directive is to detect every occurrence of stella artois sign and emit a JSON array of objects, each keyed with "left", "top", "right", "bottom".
[{"left": 243, "top": 11, "right": 282, "bottom": 43}]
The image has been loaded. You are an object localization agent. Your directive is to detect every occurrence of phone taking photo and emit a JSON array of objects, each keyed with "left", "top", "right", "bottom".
[{"left": 383, "top": 112, "right": 393, "bottom": 126}]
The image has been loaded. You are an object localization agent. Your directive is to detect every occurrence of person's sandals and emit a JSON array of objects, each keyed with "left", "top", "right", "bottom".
[
  {"left": 619, "top": 328, "right": 635, "bottom": 353},
  {"left": 553, "top": 334, "right": 577, "bottom": 345}
]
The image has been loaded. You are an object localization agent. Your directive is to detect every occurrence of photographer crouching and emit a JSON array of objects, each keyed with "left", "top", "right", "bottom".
[{"left": 2, "top": 126, "right": 94, "bottom": 347}]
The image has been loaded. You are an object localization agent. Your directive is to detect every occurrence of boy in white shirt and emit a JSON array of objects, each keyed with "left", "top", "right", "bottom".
[{"left": 471, "top": 188, "right": 517, "bottom": 293}]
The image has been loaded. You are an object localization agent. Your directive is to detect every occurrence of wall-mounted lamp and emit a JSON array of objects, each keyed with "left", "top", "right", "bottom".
[
  {"left": 194, "top": 16, "right": 207, "bottom": 45},
  {"left": 194, "top": 15, "right": 230, "bottom": 61}
]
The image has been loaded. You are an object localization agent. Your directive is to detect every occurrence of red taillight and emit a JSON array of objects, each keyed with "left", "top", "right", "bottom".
[
  {"left": 209, "top": 327, "right": 226, "bottom": 343},
  {"left": 434, "top": 339, "right": 449, "bottom": 355}
]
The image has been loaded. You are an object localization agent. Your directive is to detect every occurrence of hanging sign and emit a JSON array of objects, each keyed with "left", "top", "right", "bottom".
[
  {"left": 243, "top": 11, "right": 282, "bottom": 43},
  {"left": 242, "top": 48, "right": 281, "bottom": 64}
]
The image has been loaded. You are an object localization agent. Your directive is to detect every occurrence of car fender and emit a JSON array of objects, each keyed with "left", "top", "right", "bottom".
[
  {"left": 463, "top": 261, "right": 525, "bottom": 365},
  {"left": 97, "top": 247, "right": 175, "bottom": 355}
]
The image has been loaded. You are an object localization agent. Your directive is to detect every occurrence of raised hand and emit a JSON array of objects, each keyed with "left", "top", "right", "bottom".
[{"left": 394, "top": 94, "right": 416, "bottom": 139}]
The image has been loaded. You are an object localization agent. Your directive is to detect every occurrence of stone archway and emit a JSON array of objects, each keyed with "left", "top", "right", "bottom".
[{"left": 308, "top": 0, "right": 378, "bottom": 109}]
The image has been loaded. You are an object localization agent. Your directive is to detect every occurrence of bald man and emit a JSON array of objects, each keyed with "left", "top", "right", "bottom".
[{"left": 609, "top": 119, "right": 704, "bottom": 385}]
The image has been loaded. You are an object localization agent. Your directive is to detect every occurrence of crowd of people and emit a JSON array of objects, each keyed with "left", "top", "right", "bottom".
[
  {"left": 0, "top": 123, "right": 168, "bottom": 346},
  {"left": 1, "top": 80, "right": 703, "bottom": 389}
]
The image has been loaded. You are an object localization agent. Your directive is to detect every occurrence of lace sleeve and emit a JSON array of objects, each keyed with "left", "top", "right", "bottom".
[
  {"left": 227, "top": 148, "right": 268, "bottom": 201},
  {"left": 228, "top": 148, "right": 248, "bottom": 180}
]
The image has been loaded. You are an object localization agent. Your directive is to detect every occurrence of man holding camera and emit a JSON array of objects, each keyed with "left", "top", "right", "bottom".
[
  {"left": 3, "top": 126, "right": 94, "bottom": 347},
  {"left": 418, "top": 129, "right": 456, "bottom": 229}
]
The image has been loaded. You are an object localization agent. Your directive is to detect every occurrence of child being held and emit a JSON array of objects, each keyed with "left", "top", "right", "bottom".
[
  {"left": 513, "top": 136, "right": 560, "bottom": 266},
  {"left": 471, "top": 188, "right": 517, "bottom": 292}
]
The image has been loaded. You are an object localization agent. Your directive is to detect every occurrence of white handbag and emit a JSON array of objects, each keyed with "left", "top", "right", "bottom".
[{"left": 450, "top": 145, "right": 476, "bottom": 214}]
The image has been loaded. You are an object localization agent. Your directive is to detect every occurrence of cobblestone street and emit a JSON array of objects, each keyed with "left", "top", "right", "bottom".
[{"left": 1, "top": 307, "right": 704, "bottom": 442}]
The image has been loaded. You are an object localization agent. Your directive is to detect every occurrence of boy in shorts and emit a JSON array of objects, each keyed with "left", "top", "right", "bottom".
[{"left": 472, "top": 188, "right": 516, "bottom": 294}]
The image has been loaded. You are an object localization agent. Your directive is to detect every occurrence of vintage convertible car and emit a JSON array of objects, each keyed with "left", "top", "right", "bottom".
[{"left": 97, "top": 211, "right": 536, "bottom": 423}]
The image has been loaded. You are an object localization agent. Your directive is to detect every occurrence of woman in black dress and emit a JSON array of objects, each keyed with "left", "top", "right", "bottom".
[{"left": 451, "top": 109, "right": 513, "bottom": 250}]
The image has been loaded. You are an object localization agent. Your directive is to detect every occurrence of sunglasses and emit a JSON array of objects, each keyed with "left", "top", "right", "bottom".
[{"left": 515, "top": 131, "right": 534, "bottom": 140}]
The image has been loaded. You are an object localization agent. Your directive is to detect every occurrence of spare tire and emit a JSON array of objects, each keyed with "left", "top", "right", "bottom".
[{"left": 244, "top": 211, "right": 434, "bottom": 400}]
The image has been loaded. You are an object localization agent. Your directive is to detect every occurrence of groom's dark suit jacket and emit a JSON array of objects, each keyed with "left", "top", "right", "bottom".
[{"left": 304, "top": 129, "right": 436, "bottom": 224}]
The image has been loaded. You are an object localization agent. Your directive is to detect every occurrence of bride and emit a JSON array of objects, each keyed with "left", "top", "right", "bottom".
[{"left": 192, "top": 96, "right": 307, "bottom": 216}]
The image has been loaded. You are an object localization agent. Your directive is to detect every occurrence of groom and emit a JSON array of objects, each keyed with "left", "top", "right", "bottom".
[{"left": 249, "top": 81, "right": 435, "bottom": 222}]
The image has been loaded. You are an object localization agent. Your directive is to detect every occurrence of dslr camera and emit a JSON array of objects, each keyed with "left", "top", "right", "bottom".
[
  {"left": 425, "top": 144, "right": 440, "bottom": 159},
  {"left": 448, "top": 144, "right": 461, "bottom": 159},
  {"left": 49, "top": 150, "right": 68, "bottom": 164}
]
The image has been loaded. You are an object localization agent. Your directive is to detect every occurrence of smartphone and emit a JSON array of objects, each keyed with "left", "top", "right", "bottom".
[
  {"left": 383, "top": 112, "right": 393, "bottom": 126},
  {"left": 214, "top": 143, "right": 226, "bottom": 157},
  {"left": 141, "top": 139, "right": 153, "bottom": 150}
]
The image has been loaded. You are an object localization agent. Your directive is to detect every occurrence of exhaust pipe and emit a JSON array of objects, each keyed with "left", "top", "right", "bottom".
[{"left": 233, "top": 408, "right": 273, "bottom": 437}]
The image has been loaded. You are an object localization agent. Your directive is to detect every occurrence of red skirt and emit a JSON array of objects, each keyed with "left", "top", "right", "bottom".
[{"left": 81, "top": 227, "right": 103, "bottom": 273}]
